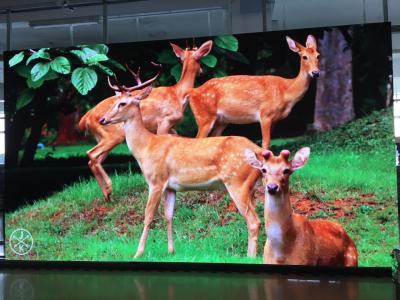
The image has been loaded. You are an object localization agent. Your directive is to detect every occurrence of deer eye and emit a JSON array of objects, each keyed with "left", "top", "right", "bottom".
[
  {"left": 302, "top": 55, "right": 308, "bottom": 60},
  {"left": 316, "top": 54, "right": 320, "bottom": 59},
  {"left": 283, "top": 168, "right": 290, "bottom": 174},
  {"left": 118, "top": 102, "right": 127, "bottom": 108},
  {"left": 261, "top": 168, "right": 267, "bottom": 174}
]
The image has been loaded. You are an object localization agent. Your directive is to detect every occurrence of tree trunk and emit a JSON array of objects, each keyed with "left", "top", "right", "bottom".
[
  {"left": 313, "top": 28, "right": 354, "bottom": 132},
  {"left": 20, "top": 89, "right": 48, "bottom": 166}
]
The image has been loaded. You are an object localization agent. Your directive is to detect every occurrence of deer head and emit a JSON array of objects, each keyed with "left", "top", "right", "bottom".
[
  {"left": 99, "top": 63, "right": 161, "bottom": 125},
  {"left": 286, "top": 35, "right": 320, "bottom": 78},
  {"left": 245, "top": 147, "right": 310, "bottom": 195},
  {"left": 170, "top": 40, "right": 213, "bottom": 76}
]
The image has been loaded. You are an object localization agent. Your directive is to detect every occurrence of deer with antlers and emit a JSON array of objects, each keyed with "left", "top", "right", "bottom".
[
  {"left": 99, "top": 71, "right": 263, "bottom": 258},
  {"left": 189, "top": 35, "right": 320, "bottom": 148},
  {"left": 245, "top": 147, "right": 358, "bottom": 266},
  {"left": 78, "top": 40, "right": 213, "bottom": 201}
]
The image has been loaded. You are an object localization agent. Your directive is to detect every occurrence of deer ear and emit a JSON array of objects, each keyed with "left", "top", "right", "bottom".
[
  {"left": 244, "top": 149, "right": 263, "bottom": 170},
  {"left": 170, "top": 43, "right": 185, "bottom": 60},
  {"left": 194, "top": 40, "right": 213, "bottom": 60},
  {"left": 291, "top": 147, "right": 310, "bottom": 171},
  {"left": 286, "top": 36, "right": 301, "bottom": 53},
  {"left": 306, "top": 35, "right": 317, "bottom": 49}
]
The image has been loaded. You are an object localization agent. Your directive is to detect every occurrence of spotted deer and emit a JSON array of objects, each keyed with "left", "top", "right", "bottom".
[
  {"left": 189, "top": 35, "right": 320, "bottom": 148},
  {"left": 245, "top": 147, "right": 358, "bottom": 266},
  {"left": 99, "top": 74, "right": 263, "bottom": 258},
  {"left": 78, "top": 40, "right": 213, "bottom": 201}
]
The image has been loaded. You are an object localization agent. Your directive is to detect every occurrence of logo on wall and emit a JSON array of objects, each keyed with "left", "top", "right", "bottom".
[{"left": 9, "top": 228, "right": 34, "bottom": 256}]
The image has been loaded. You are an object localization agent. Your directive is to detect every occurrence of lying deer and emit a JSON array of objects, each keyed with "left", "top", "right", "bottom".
[
  {"left": 189, "top": 35, "right": 320, "bottom": 148},
  {"left": 245, "top": 147, "right": 358, "bottom": 266},
  {"left": 99, "top": 74, "right": 262, "bottom": 258},
  {"left": 78, "top": 40, "right": 213, "bottom": 201}
]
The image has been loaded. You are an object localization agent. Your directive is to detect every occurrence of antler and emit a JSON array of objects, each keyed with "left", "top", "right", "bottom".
[{"left": 108, "top": 62, "right": 162, "bottom": 93}]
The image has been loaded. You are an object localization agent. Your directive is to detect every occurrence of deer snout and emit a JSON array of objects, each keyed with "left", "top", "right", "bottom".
[
  {"left": 311, "top": 70, "right": 320, "bottom": 78},
  {"left": 267, "top": 183, "right": 279, "bottom": 195}
]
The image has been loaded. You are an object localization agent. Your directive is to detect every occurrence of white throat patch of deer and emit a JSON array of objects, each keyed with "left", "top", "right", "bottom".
[{"left": 190, "top": 34, "right": 320, "bottom": 149}]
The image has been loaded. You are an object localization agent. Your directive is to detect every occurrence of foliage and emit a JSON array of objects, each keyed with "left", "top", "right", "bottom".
[{"left": 8, "top": 44, "right": 125, "bottom": 111}]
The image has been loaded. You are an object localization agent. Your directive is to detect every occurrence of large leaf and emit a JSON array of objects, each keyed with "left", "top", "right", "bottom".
[
  {"left": 201, "top": 54, "right": 217, "bottom": 68},
  {"left": 70, "top": 50, "right": 87, "bottom": 63},
  {"left": 31, "top": 62, "right": 50, "bottom": 81},
  {"left": 16, "top": 89, "right": 34, "bottom": 110},
  {"left": 214, "top": 35, "right": 239, "bottom": 51},
  {"left": 94, "top": 63, "right": 114, "bottom": 76},
  {"left": 9, "top": 52, "right": 25, "bottom": 67},
  {"left": 71, "top": 67, "right": 98, "bottom": 95},
  {"left": 213, "top": 70, "right": 227, "bottom": 78},
  {"left": 87, "top": 54, "right": 108, "bottom": 65},
  {"left": 27, "top": 77, "right": 44, "bottom": 89},
  {"left": 170, "top": 63, "right": 182, "bottom": 83},
  {"left": 158, "top": 49, "right": 179, "bottom": 64},
  {"left": 14, "top": 65, "right": 31, "bottom": 78},
  {"left": 50, "top": 56, "right": 71, "bottom": 74},
  {"left": 42, "top": 70, "right": 59, "bottom": 81},
  {"left": 106, "top": 59, "right": 126, "bottom": 71},
  {"left": 85, "top": 44, "right": 109, "bottom": 55},
  {"left": 26, "top": 49, "right": 50, "bottom": 65}
]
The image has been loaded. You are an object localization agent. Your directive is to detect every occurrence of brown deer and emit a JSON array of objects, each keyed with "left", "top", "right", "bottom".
[
  {"left": 78, "top": 40, "right": 213, "bottom": 201},
  {"left": 245, "top": 147, "right": 358, "bottom": 266},
  {"left": 189, "top": 35, "right": 320, "bottom": 148},
  {"left": 99, "top": 75, "right": 263, "bottom": 258}
]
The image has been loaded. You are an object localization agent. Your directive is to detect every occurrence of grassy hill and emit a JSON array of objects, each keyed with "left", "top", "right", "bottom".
[{"left": 6, "top": 108, "right": 398, "bottom": 267}]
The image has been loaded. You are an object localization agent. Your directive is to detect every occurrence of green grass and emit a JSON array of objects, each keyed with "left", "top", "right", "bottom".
[{"left": 6, "top": 108, "right": 398, "bottom": 267}]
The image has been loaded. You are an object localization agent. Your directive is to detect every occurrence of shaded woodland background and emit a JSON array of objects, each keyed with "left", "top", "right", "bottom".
[{"left": 3, "top": 22, "right": 393, "bottom": 210}]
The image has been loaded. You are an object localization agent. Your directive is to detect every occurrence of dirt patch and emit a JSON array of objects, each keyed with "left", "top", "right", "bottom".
[
  {"left": 50, "top": 211, "right": 64, "bottom": 222},
  {"left": 115, "top": 210, "right": 141, "bottom": 235}
]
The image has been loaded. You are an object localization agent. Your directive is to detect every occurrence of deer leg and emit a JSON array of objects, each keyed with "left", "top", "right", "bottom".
[
  {"left": 260, "top": 116, "right": 272, "bottom": 149},
  {"left": 225, "top": 181, "right": 261, "bottom": 257},
  {"left": 164, "top": 189, "right": 176, "bottom": 254},
  {"left": 87, "top": 143, "right": 113, "bottom": 201},
  {"left": 196, "top": 117, "right": 216, "bottom": 138},
  {"left": 135, "top": 186, "right": 164, "bottom": 258},
  {"left": 209, "top": 122, "right": 227, "bottom": 137}
]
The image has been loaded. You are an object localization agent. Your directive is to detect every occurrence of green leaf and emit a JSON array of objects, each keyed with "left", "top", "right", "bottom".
[
  {"left": 16, "top": 89, "right": 34, "bottom": 110},
  {"left": 27, "top": 77, "right": 44, "bottom": 89},
  {"left": 26, "top": 49, "right": 50, "bottom": 65},
  {"left": 9, "top": 52, "right": 25, "bottom": 67},
  {"left": 214, "top": 35, "right": 239, "bottom": 51},
  {"left": 70, "top": 50, "right": 87, "bottom": 63},
  {"left": 201, "top": 54, "right": 217, "bottom": 68},
  {"left": 94, "top": 63, "right": 114, "bottom": 76},
  {"left": 50, "top": 56, "right": 71, "bottom": 74},
  {"left": 87, "top": 54, "right": 108, "bottom": 65},
  {"left": 42, "top": 70, "right": 59, "bottom": 81},
  {"left": 85, "top": 44, "right": 109, "bottom": 55},
  {"left": 71, "top": 67, "right": 98, "bottom": 95},
  {"left": 106, "top": 59, "right": 126, "bottom": 71},
  {"left": 158, "top": 49, "right": 179, "bottom": 64},
  {"left": 31, "top": 62, "right": 50, "bottom": 81},
  {"left": 170, "top": 63, "right": 182, "bottom": 83},
  {"left": 14, "top": 65, "right": 31, "bottom": 78}
]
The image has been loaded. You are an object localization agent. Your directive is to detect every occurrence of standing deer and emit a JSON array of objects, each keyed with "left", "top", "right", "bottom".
[
  {"left": 99, "top": 75, "right": 263, "bottom": 258},
  {"left": 245, "top": 147, "right": 358, "bottom": 266},
  {"left": 78, "top": 40, "right": 213, "bottom": 201},
  {"left": 189, "top": 35, "right": 320, "bottom": 148}
]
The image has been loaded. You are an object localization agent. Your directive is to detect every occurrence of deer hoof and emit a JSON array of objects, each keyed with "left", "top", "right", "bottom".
[{"left": 168, "top": 247, "right": 175, "bottom": 254}]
